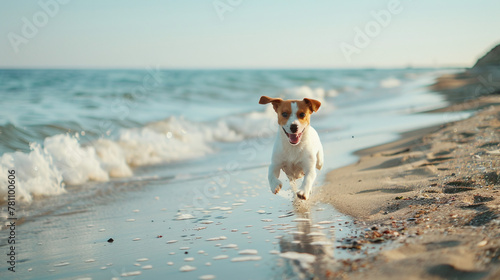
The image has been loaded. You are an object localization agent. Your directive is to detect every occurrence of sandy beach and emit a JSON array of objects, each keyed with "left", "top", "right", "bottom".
[{"left": 318, "top": 94, "right": 500, "bottom": 279}]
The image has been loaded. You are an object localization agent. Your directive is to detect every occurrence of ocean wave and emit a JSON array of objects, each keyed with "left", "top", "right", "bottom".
[
  {"left": 0, "top": 143, "right": 65, "bottom": 203},
  {"left": 0, "top": 115, "right": 256, "bottom": 202},
  {"left": 0, "top": 86, "right": 335, "bottom": 203}
]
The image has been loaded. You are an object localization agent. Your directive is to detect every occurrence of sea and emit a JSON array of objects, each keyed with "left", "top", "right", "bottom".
[{"left": 0, "top": 68, "right": 470, "bottom": 279}]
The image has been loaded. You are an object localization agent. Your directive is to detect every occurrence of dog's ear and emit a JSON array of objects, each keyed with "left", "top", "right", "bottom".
[
  {"left": 259, "top": 96, "right": 283, "bottom": 112},
  {"left": 303, "top": 98, "right": 321, "bottom": 113}
]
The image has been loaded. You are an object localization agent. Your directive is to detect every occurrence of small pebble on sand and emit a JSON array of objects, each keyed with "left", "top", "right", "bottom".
[
  {"left": 477, "top": 240, "right": 488, "bottom": 247},
  {"left": 239, "top": 249, "right": 258, "bottom": 255},
  {"left": 121, "top": 271, "right": 142, "bottom": 277},
  {"left": 231, "top": 256, "right": 262, "bottom": 262},
  {"left": 176, "top": 214, "right": 195, "bottom": 220},
  {"left": 179, "top": 265, "right": 196, "bottom": 272},
  {"left": 206, "top": 236, "right": 227, "bottom": 241},
  {"left": 199, "top": 275, "right": 216, "bottom": 280},
  {"left": 292, "top": 218, "right": 310, "bottom": 222}
]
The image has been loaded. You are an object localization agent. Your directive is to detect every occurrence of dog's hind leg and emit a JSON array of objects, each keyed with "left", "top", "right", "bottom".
[{"left": 288, "top": 176, "right": 298, "bottom": 193}]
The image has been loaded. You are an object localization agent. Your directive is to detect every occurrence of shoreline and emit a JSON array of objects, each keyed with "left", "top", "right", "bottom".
[{"left": 318, "top": 95, "right": 500, "bottom": 279}]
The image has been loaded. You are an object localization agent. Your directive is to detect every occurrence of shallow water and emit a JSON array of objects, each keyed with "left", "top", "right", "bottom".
[{"left": 0, "top": 68, "right": 471, "bottom": 279}]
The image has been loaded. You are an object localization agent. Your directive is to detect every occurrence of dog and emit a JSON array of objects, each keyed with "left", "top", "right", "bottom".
[{"left": 259, "top": 96, "right": 324, "bottom": 200}]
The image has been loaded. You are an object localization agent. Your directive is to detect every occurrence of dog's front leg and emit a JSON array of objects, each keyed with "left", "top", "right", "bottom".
[
  {"left": 297, "top": 166, "right": 316, "bottom": 200},
  {"left": 268, "top": 164, "right": 283, "bottom": 194}
]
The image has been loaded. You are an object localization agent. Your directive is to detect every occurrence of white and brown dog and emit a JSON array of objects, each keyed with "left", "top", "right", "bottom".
[{"left": 259, "top": 96, "right": 324, "bottom": 200}]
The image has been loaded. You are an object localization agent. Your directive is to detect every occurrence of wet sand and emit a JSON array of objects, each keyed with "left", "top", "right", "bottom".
[{"left": 318, "top": 95, "right": 500, "bottom": 279}]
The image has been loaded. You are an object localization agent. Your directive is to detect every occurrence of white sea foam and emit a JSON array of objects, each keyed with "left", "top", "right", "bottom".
[
  {"left": 0, "top": 143, "right": 65, "bottom": 203},
  {"left": 44, "top": 134, "right": 109, "bottom": 184},
  {"left": 117, "top": 117, "right": 218, "bottom": 166},
  {"left": 94, "top": 139, "right": 132, "bottom": 177},
  {"left": 380, "top": 77, "right": 401, "bottom": 88}
]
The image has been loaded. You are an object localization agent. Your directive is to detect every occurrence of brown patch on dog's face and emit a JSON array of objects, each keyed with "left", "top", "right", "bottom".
[
  {"left": 295, "top": 101, "right": 312, "bottom": 127},
  {"left": 276, "top": 101, "right": 292, "bottom": 126}
]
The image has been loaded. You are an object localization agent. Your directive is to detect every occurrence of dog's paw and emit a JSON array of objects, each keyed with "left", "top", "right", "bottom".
[
  {"left": 270, "top": 179, "right": 283, "bottom": 194},
  {"left": 296, "top": 190, "right": 308, "bottom": 200},
  {"left": 273, "top": 184, "right": 282, "bottom": 194}
]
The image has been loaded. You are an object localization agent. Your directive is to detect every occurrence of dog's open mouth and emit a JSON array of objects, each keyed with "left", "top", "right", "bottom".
[{"left": 283, "top": 128, "right": 303, "bottom": 145}]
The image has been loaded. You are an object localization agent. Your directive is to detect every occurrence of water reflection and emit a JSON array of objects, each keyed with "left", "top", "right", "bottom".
[{"left": 278, "top": 209, "right": 336, "bottom": 279}]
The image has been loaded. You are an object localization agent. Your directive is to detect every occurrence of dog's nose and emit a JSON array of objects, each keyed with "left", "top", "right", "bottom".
[{"left": 290, "top": 124, "right": 298, "bottom": 133}]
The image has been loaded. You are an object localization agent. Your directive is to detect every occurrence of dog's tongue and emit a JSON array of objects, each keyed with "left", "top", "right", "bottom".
[{"left": 289, "top": 133, "right": 300, "bottom": 144}]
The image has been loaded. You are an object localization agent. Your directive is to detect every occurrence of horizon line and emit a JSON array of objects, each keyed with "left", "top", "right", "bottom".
[{"left": 0, "top": 65, "right": 469, "bottom": 71}]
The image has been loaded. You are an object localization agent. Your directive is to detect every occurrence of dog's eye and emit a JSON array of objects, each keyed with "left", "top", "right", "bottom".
[
  {"left": 299, "top": 112, "right": 306, "bottom": 118},
  {"left": 281, "top": 112, "right": 289, "bottom": 118}
]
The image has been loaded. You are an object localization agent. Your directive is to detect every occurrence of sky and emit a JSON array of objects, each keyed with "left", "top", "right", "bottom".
[{"left": 1, "top": 0, "right": 499, "bottom": 69}]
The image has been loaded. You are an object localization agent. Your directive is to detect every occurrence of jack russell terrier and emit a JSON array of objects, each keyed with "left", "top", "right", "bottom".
[{"left": 259, "top": 96, "right": 324, "bottom": 200}]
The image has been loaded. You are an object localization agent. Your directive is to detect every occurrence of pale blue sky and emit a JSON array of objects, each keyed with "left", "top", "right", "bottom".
[{"left": 1, "top": 0, "right": 499, "bottom": 69}]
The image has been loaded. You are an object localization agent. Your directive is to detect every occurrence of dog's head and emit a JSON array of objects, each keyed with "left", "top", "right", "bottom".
[{"left": 259, "top": 96, "right": 321, "bottom": 145}]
